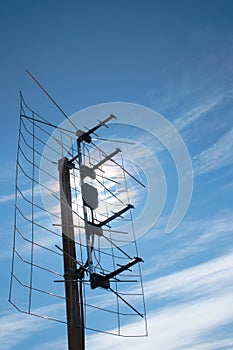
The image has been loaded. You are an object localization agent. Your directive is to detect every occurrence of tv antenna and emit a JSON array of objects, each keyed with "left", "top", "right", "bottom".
[{"left": 9, "top": 71, "right": 148, "bottom": 349}]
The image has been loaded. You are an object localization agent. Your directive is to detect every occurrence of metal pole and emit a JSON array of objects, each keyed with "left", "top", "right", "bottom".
[
  {"left": 58, "top": 157, "right": 85, "bottom": 350},
  {"left": 77, "top": 142, "right": 94, "bottom": 275}
]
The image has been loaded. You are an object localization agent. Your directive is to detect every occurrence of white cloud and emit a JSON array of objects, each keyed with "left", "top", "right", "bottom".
[
  {"left": 0, "top": 303, "right": 63, "bottom": 350},
  {"left": 83, "top": 251, "right": 233, "bottom": 325},
  {"left": 86, "top": 292, "right": 233, "bottom": 350},
  {"left": 0, "top": 184, "right": 42, "bottom": 204},
  {"left": 0, "top": 193, "right": 15, "bottom": 204},
  {"left": 187, "top": 212, "right": 233, "bottom": 252},
  {"left": 33, "top": 338, "right": 67, "bottom": 350},
  {"left": 174, "top": 95, "right": 224, "bottom": 132},
  {"left": 85, "top": 252, "right": 233, "bottom": 350},
  {"left": 183, "top": 338, "right": 233, "bottom": 350},
  {"left": 193, "top": 128, "right": 233, "bottom": 175},
  {"left": 143, "top": 251, "right": 233, "bottom": 301},
  {"left": 143, "top": 209, "right": 233, "bottom": 274},
  {"left": 3, "top": 251, "right": 233, "bottom": 349}
]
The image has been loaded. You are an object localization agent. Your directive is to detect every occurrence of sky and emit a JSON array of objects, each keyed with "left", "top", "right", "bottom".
[{"left": 1, "top": 0, "right": 233, "bottom": 349}]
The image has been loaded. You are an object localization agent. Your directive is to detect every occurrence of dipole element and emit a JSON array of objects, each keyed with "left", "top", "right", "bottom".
[{"left": 58, "top": 157, "right": 85, "bottom": 350}]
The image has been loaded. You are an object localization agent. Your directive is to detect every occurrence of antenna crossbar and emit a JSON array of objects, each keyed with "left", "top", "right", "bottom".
[{"left": 90, "top": 204, "right": 134, "bottom": 227}]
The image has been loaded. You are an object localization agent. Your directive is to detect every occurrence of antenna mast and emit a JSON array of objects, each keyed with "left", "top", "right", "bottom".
[
  {"left": 58, "top": 157, "right": 84, "bottom": 350},
  {"left": 9, "top": 76, "right": 148, "bottom": 350}
]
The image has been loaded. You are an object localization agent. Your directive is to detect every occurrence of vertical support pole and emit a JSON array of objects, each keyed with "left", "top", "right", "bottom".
[
  {"left": 58, "top": 157, "right": 85, "bottom": 350},
  {"left": 77, "top": 142, "right": 94, "bottom": 275}
]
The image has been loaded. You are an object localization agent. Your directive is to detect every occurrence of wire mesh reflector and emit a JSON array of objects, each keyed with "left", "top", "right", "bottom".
[{"left": 9, "top": 95, "right": 147, "bottom": 337}]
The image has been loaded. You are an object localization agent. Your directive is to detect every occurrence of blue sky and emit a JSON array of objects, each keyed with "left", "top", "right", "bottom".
[{"left": 1, "top": 0, "right": 233, "bottom": 349}]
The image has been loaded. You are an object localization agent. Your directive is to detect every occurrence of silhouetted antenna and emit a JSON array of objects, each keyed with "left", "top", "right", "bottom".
[
  {"left": 9, "top": 79, "right": 148, "bottom": 350},
  {"left": 26, "top": 69, "right": 78, "bottom": 130}
]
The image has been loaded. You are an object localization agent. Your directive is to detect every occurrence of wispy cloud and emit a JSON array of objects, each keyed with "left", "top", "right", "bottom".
[
  {"left": 0, "top": 193, "right": 15, "bottom": 204},
  {"left": 0, "top": 303, "right": 63, "bottom": 350},
  {"left": 188, "top": 211, "right": 233, "bottom": 251},
  {"left": 144, "top": 250, "right": 233, "bottom": 302},
  {"left": 85, "top": 250, "right": 233, "bottom": 315},
  {"left": 193, "top": 128, "right": 233, "bottom": 175},
  {"left": 143, "top": 209, "right": 233, "bottom": 274},
  {"left": 33, "top": 339, "right": 67, "bottom": 350},
  {"left": 85, "top": 251, "right": 233, "bottom": 349},
  {"left": 85, "top": 292, "right": 233, "bottom": 350},
  {"left": 39, "top": 310, "right": 233, "bottom": 350},
  {"left": 174, "top": 95, "right": 224, "bottom": 132},
  {"left": 0, "top": 184, "right": 42, "bottom": 204},
  {"left": 3, "top": 251, "right": 233, "bottom": 349}
]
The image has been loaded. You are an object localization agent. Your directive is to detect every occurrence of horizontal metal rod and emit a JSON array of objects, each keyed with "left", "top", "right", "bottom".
[
  {"left": 106, "top": 257, "right": 143, "bottom": 280},
  {"left": 96, "top": 204, "right": 134, "bottom": 227}
]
